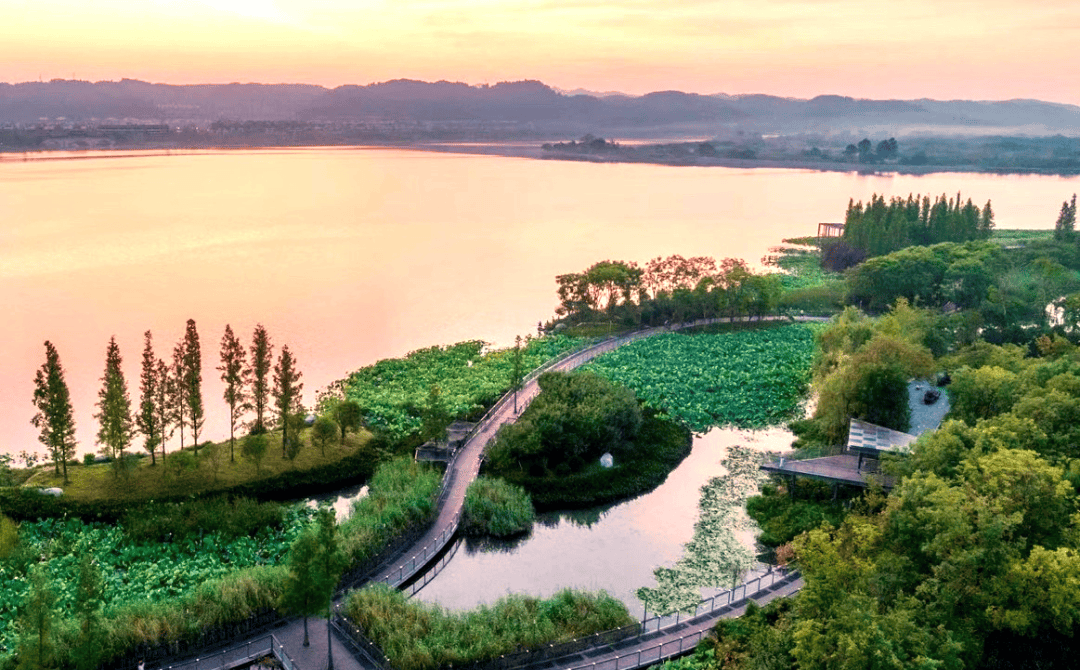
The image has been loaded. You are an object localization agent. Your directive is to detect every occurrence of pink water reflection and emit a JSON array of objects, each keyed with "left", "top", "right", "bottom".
[{"left": 3, "top": 148, "right": 1076, "bottom": 456}]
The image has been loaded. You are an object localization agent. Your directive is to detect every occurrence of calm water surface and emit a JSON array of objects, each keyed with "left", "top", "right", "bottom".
[
  {"left": 3, "top": 146, "right": 1078, "bottom": 455},
  {"left": 413, "top": 426, "right": 792, "bottom": 616}
]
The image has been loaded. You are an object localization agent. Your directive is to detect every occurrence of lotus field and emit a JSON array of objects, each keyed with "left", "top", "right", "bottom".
[
  {"left": 583, "top": 325, "right": 819, "bottom": 432},
  {"left": 0, "top": 507, "right": 312, "bottom": 658},
  {"left": 328, "top": 336, "right": 580, "bottom": 440}
]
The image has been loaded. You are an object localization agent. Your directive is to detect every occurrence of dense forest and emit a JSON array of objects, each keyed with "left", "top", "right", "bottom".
[
  {"left": 662, "top": 192, "right": 1080, "bottom": 669},
  {"left": 823, "top": 193, "right": 995, "bottom": 271}
]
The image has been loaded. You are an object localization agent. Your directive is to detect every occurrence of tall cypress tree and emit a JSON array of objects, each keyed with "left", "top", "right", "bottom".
[
  {"left": 171, "top": 341, "right": 187, "bottom": 451},
  {"left": 249, "top": 324, "right": 273, "bottom": 434},
  {"left": 137, "top": 331, "right": 160, "bottom": 465},
  {"left": 154, "top": 358, "right": 173, "bottom": 467},
  {"left": 218, "top": 324, "right": 248, "bottom": 462},
  {"left": 1055, "top": 194, "right": 1077, "bottom": 242},
  {"left": 95, "top": 336, "right": 134, "bottom": 475},
  {"left": 273, "top": 344, "right": 303, "bottom": 457},
  {"left": 182, "top": 319, "right": 204, "bottom": 450},
  {"left": 31, "top": 341, "right": 77, "bottom": 483}
]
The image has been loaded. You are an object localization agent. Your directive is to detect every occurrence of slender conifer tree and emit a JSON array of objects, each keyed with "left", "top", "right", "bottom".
[
  {"left": 31, "top": 341, "right": 77, "bottom": 483},
  {"left": 249, "top": 324, "right": 273, "bottom": 434},
  {"left": 182, "top": 319, "right": 204, "bottom": 449},
  {"left": 218, "top": 324, "right": 248, "bottom": 461},
  {"left": 153, "top": 358, "right": 173, "bottom": 467},
  {"left": 273, "top": 344, "right": 303, "bottom": 457},
  {"left": 137, "top": 331, "right": 160, "bottom": 465},
  {"left": 171, "top": 341, "right": 187, "bottom": 450},
  {"left": 95, "top": 336, "right": 134, "bottom": 475}
]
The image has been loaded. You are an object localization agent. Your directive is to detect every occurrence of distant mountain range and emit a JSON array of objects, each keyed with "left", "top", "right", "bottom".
[{"left": 3, "top": 78, "right": 1079, "bottom": 137}]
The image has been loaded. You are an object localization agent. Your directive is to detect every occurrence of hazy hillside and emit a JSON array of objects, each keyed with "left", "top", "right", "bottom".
[{"left": 2, "top": 77, "right": 1079, "bottom": 138}]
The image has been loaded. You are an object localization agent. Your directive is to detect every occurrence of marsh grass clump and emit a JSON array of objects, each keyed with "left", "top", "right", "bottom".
[
  {"left": 338, "top": 457, "right": 441, "bottom": 564},
  {"left": 343, "top": 584, "right": 635, "bottom": 670},
  {"left": 461, "top": 476, "right": 535, "bottom": 537}
]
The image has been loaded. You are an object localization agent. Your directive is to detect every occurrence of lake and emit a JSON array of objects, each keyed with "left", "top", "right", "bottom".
[
  {"left": 412, "top": 426, "right": 792, "bottom": 617},
  {"left": 2, "top": 146, "right": 1078, "bottom": 456}
]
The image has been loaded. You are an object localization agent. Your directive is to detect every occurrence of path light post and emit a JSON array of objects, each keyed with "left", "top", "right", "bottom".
[
  {"left": 512, "top": 335, "right": 523, "bottom": 415},
  {"left": 327, "top": 610, "right": 334, "bottom": 670}
]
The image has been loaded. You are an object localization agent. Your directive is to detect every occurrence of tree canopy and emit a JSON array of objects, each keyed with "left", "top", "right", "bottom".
[
  {"left": 31, "top": 341, "right": 77, "bottom": 482},
  {"left": 487, "top": 371, "right": 642, "bottom": 478}
]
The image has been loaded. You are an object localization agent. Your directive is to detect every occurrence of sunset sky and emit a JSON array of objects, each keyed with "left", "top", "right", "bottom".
[{"left": 2, "top": 0, "right": 1078, "bottom": 103}]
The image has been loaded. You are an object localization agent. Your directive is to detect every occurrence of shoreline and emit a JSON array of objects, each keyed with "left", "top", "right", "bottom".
[{"left": 4, "top": 140, "right": 1080, "bottom": 177}]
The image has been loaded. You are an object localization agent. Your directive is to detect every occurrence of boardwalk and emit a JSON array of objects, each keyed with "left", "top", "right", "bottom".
[{"left": 157, "top": 316, "right": 819, "bottom": 670}]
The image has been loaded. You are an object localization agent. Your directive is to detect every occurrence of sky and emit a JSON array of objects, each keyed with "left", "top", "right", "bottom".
[{"left": 1, "top": 0, "right": 1078, "bottom": 103}]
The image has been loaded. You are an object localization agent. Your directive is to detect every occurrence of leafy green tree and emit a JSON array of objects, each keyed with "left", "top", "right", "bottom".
[
  {"left": 71, "top": 551, "right": 106, "bottom": 670},
  {"left": 242, "top": 432, "right": 268, "bottom": 474},
  {"left": 31, "top": 341, "right": 77, "bottom": 483},
  {"left": 273, "top": 344, "right": 303, "bottom": 457},
  {"left": 811, "top": 333, "right": 933, "bottom": 444},
  {"left": 313, "top": 506, "right": 348, "bottom": 669},
  {"left": 218, "top": 324, "right": 248, "bottom": 461},
  {"left": 281, "top": 507, "right": 346, "bottom": 651},
  {"left": 17, "top": 564, "right": 56, "bottom": 670},
  {"left": 488, "top": 371, "right": 642, "bottom": 477},
  {"left": 311, "top": 416, "right": 338, "bottom": 457},
  {"left": 249, "top": 324, "right": 273, "bottom": 434},
  {"left": 948, "top": 366, "right": 1019, "bottom": 425},
  {"left": 281, "top": 526, "right": 321, "bottom": 646},
  {"left": 334, "top": 400, "right": 362, "bottom": 445},
  {"left": 94, "top": 336, "right": 134, "bottom": 476},
  {"left": 136, "top": 331, "right": 161, "bottom": 465},
  {"left": 1054, "top": 193, "right": 1076, "bottom": 242},
  {"left": 856, "top": 138, "right": 873, "bottom": 161},
  {"left": 182, "top": 319, "right": 204, "bottom": 449},
  {"left": 202, "top": 440, "right": 224, "bottom": 481}
]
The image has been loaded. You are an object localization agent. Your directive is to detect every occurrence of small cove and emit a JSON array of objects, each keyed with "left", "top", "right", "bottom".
[{"left": 412, "top": 425, "right": 795, "bottom": 617}]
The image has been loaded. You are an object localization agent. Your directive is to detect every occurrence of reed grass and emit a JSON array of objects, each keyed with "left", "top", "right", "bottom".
[{"left": 344, "top": 584, "right": 634, "bottom": 670}]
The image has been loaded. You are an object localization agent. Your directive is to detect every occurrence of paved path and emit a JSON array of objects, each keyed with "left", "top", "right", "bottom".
[
  {"left": 159, "top": 315, "right": 823, "bottom": 670},
  {"left": 542, "top": 572, "right": 804, "bottom": 670}
]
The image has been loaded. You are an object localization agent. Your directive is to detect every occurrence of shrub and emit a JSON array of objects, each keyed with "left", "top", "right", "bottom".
[
  {"left": 121, "top": 497, "right": 285, "bottom": 543},
  {"left": 461, "top": 477, "right": 534, "bottom": 537}
]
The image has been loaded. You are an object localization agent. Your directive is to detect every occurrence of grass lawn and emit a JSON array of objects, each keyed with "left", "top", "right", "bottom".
[{"left": 21, "top": 427, "right": 375, "bottom": 503}]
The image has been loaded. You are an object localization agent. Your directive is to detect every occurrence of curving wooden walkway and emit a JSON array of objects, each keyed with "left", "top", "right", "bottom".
[{"left": 156, "top": 316, "right": 820, "bottom": 670}]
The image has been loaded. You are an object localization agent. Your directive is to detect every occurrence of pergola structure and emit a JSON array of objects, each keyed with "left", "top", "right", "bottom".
[
  {"left": 415, "top": 420, "right": 476, "bottom": 462},
  {"left": 817, "top": 222, "right": 845, "bottom": 238},
  {"left": 760, "top": 419, "right": 915, "bottom": 494}
]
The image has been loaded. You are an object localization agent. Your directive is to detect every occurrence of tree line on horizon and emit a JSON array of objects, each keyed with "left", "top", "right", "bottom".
[
  {"left": 553, "top": 254, "right": 784, "bottom": 327},
  {"left": 29, "top": 321, "right": 307, "bottom": 482}
]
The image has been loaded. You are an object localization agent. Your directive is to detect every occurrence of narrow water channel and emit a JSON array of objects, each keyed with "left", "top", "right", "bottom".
[{"left": 412, "top": 426, "right": 795, "bottom": 617}]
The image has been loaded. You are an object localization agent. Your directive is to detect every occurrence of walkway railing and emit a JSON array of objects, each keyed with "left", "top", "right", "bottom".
[
  {"left": 157, "top": 634, "right": 298, "bottom": 670},
  {"left": 403, "top": 537, "right": 463, "bottom": 597},
  {"left": 375, "top": 318, "right": 793, "bottom": 603},
  {"left": 377, "top": 518, "right": 461, "bottom": 589},
  {"left": 337, "top": 567, "right": 800, "bottom": 670}
]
